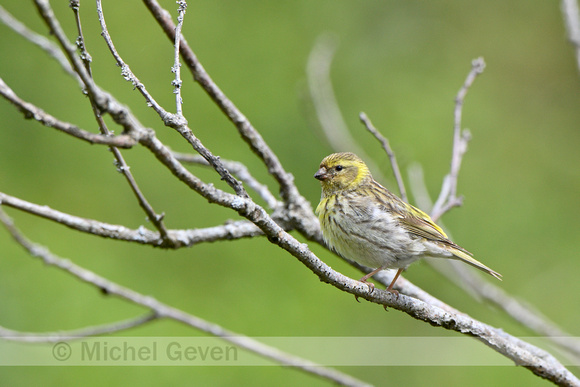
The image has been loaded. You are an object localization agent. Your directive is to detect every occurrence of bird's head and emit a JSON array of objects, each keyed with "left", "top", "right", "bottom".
[{"left": 314, "top": 152, "right": 372, "bottom": 195}]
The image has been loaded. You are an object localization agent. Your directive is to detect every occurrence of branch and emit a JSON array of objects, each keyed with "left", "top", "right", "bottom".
[
  {"left": 431, "top": 57, "right": 485, "bottom": 221},
  {"left": 33, "top": 0, "right": 103, "bottom": 106},
  {"left": 4, "top": 186, "right": 578, "bottom": 385},
  {"left": 454, "top": 266, "right": 580, "bottom": 361},
  {"left": 359, "top": 112, "right": 408, "bottom": 202},
  {"left": 0, "top": 191, "right": 263, "bottom": 247},
  {"left": 32, "top": 0, "right": 151, "bottom": 142},
  {"left": 172, "top": 1, "right": 186, "bottom": 116},
  {"left": 306, "top": 52, "right": 580, "bottom": 383},
  {"left": 0, "top": 208, "right": 369, "bottom": 387}
]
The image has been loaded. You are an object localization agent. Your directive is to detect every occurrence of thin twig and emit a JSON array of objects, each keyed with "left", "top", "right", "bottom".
[
  {"left": 562, "top": 0, "right": 580, "bottom": 74},
  {"left": 95, "top": 1, "right": 164, "bottom": 116},
  {"left": 70, "top": 0, "right": 91, "bottom": 74},
  {"left": 0, "top": 313, "right": 158, "bottom": 343},
  {"left": 29, "top": 0, "right": 248, "bottom": 222},
  {"left": 33, "top": 0, "right": 100, "bottom": 103},
  {"left": 0, "top": 208, "right": 369, "bottom": 387},
  {"left": 359, "top": 112, "right": 407, "bottom": 202},
  {"left": 432, "top": 58, "right": 485, "bottom": 220},
  {"left": 306, "top": 33, "right": 345, "bottom": 150},
  {"left": 172, "top": 1, "right": 187, "bottom": 116}
]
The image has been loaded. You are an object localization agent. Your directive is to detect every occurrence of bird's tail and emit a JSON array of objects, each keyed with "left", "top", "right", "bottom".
[{"left": 448, "top": 247, "right": 502, "bottom": 280}]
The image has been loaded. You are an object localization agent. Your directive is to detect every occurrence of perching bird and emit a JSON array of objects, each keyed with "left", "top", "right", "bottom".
[{"left": 314, "top": 152, "right": 501, "bottom": 294}]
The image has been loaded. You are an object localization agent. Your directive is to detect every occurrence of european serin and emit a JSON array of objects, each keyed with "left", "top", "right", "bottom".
[{"left": 314, "top": 152, "right": 501, "bottom": 294}]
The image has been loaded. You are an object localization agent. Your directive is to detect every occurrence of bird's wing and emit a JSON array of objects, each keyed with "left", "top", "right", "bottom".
[{"left": 396, "top": 202, "right": 472, "bottom": 255}]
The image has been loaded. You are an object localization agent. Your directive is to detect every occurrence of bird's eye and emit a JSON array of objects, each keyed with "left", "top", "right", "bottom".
[{"left": 335, "top": 165, "right": 343, "bottom": 172}]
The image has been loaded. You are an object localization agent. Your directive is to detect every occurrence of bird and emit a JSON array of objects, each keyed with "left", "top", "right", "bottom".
[{"left": 314, "top": 152, "right": 501, "bottom": 295}]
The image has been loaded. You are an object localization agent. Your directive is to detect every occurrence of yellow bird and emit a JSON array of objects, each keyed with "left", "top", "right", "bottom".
[{"left": 314, "top": 152, "right": 501, "bottom": 294}]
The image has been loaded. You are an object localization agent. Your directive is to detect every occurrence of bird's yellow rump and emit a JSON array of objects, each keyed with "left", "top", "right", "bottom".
[{"left": 314, "top": 152, "right": 501, "bottom": 293}]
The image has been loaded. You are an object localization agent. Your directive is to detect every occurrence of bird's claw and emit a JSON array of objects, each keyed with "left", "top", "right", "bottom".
[{"left": 354, "top": 280, "right": 375, "bottom": 302}]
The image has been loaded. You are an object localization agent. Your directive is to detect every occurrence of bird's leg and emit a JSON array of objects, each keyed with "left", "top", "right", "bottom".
[
  {"left": 380, "top": 268, "right": 403, "bottom": 310},
  {"left": 385, "top": 268, "right": 403, "bottom": 296},
  {"left": 354, "top": 265, "right": 386, "bottom": 302},
  {"left": 359, "top": 266, "right": 385, "bottom": 284}
]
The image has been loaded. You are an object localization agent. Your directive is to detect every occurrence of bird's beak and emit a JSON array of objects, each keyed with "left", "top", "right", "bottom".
[{"left": 314, "top": 166, "right": 328, "bottom": 181}]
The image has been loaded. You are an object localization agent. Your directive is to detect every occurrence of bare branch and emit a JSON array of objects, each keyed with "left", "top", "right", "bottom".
[
  {"left": 0, "top": 191, "right": 263, "bottom": 247},
  {"left": 562, "top": 0, "right": 580, "bottom": 74},
  {"left": 174, "top": 126, "right": 250, "bottom": 197},
  {"left": 432, "top": 58, "right": 485, "bottom": 220},
  {"left": 115, "top": 154, "right": 174, "bottom": 243},
  {"left": 95, "top": 0, "right": 166, "bottom": 117},
  {"left": 33, "top": 0, "right": 99, "bottom": 100},
  {"left": 306, "top": 35, "right": 354, "bottom": 150},
  {"left": 172, "top": 1, "right": 187, "bottom": 116},
  {"left": 305, "top": 54, "right": 580, "bottom": 383},
  {"left": 0, "top": 78, "right": 137, "bottom": 148},
  {"left": 0, "top": 208, "right": 369, "bottom": 387},
  {"left": 69, "top": 0, "right": 91, "bottom": 75},
  {"left": 359, "top": 112, "right": 408, "bottom": 202},
  {"left": 0, "top": 313, "right": 158, "bottom": 343}
]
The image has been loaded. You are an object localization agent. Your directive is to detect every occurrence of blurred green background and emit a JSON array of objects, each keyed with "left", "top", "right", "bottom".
[{"left": 1, "top": 0, "right": 579, "bottom": 386}]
